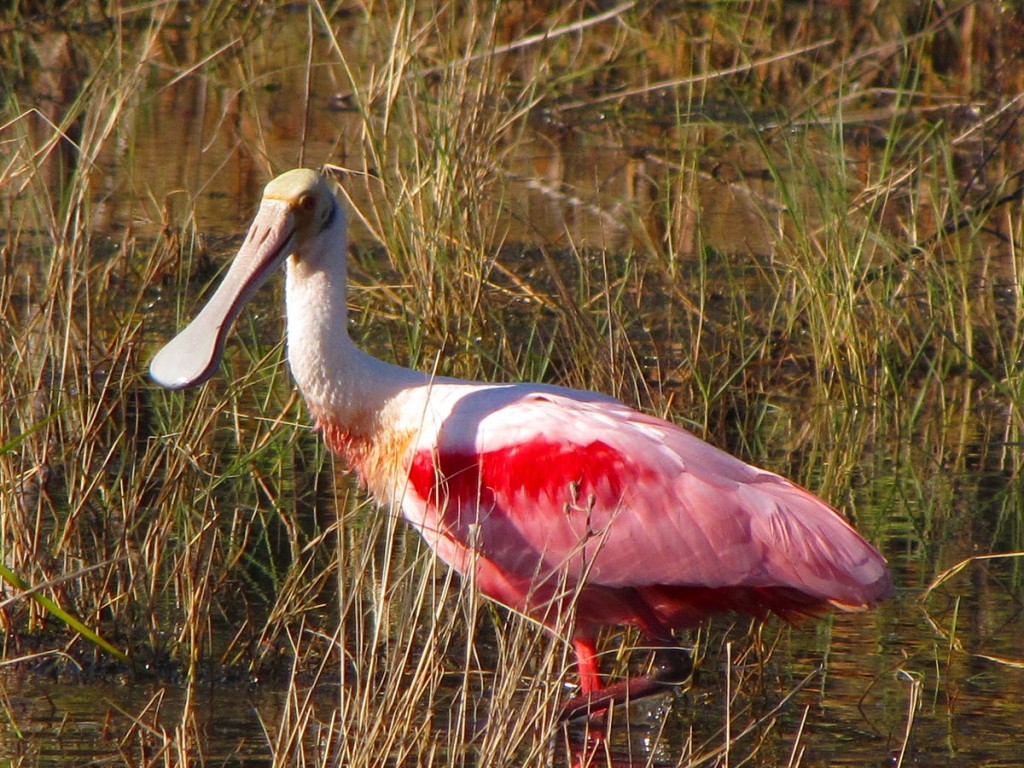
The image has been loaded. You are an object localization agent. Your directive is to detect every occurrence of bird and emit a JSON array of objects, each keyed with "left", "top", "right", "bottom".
[{"left": 150, "top": 168, "right": 892, "bottom": 720}]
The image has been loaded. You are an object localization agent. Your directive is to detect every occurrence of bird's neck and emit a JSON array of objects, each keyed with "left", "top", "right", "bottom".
[{"left": 284, "top": 249, "right": 428, "bottom": 442}]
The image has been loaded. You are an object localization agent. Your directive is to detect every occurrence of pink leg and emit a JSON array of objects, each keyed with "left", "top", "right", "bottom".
[
  {"left": 573, "top": 637, "right": 604, "bottom": 695},
  {"left": 560, "top": 639, "right": 692, "bottom": 723}
]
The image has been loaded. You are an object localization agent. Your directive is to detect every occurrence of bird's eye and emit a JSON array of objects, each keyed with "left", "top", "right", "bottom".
[{"left": 299, "top": 194, "right": 317, "bottom": 212}]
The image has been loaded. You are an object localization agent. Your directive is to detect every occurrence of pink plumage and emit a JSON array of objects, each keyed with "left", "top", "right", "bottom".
[{"left": 396, "top": 386, "right": 889, "bottom": 646}]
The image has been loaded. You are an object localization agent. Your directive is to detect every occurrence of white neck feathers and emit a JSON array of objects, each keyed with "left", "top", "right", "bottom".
[{"left": 284, "top": 223, "right": 428, "bottom": 432}]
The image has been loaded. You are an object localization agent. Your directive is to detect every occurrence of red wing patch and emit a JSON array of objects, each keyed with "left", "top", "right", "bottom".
[{"left": 408, "top": 438, "right": 634, "bottom": 517}]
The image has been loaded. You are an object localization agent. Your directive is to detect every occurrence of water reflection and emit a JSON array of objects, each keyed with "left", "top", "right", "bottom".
[{"left": 0, "top": 672, "right": 280, "bottom": 766}]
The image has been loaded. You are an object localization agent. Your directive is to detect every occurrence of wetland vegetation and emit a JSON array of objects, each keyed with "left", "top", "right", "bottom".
[{"left": 2, "top": 1, "right": 1024, "bottom": 765}]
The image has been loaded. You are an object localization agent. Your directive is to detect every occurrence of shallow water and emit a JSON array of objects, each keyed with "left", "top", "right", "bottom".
[{"left": 3, "top": 3, "right": 1024, "bottom": 767}]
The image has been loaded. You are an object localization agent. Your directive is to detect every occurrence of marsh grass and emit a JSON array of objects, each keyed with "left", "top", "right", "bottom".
[{"left": 2, "top": 0, "right": 1024, "bottom": 765}]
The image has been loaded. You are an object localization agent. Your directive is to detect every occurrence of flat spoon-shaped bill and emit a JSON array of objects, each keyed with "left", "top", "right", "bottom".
[{"left": 150, "top": 198, "right": 296, "bottom": 389}]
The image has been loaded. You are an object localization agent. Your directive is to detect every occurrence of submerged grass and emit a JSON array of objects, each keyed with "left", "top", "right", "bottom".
[{"left": 2, "top": 0, "right": 1024, "bottom": 765}]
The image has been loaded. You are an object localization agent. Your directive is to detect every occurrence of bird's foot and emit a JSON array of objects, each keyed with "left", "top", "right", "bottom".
[{"left": 559, "top": 647, "right": 693, "bottom": 724}]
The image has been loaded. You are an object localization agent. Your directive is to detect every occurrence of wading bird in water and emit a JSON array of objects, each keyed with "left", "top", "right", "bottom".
[{"left": 151, "top": 169, "right": 892, "bottom": 720}]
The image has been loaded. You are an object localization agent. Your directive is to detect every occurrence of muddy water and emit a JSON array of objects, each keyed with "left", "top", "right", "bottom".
[{"left": 4, "top": 5, "right": 1024, "bottom": 768}]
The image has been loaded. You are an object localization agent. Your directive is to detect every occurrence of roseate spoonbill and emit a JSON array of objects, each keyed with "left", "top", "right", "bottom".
[{"left": 150, "top": 169, "right": 892, "bottom": 719}]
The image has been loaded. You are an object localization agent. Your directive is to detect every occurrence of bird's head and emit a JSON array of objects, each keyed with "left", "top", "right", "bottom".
[
  {"left": 149, "top": 168, "right": 346, "bottom": 390},
  {"left": 265, "top": 168, "right": 342, "bottom": 261}
]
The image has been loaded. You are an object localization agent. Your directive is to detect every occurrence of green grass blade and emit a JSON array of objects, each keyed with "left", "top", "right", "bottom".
[{"left": 0, "top": 562, "right": 130, "bottom": 664}]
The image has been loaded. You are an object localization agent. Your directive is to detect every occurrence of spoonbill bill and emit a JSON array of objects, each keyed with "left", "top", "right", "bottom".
[{"left": 150, "top": 169, "right": 892, "bottom": 719}]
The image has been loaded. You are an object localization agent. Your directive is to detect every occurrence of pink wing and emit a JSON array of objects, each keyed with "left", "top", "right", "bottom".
[{"left": 405, "top": 387, "right": 891, "bottom": 630}]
